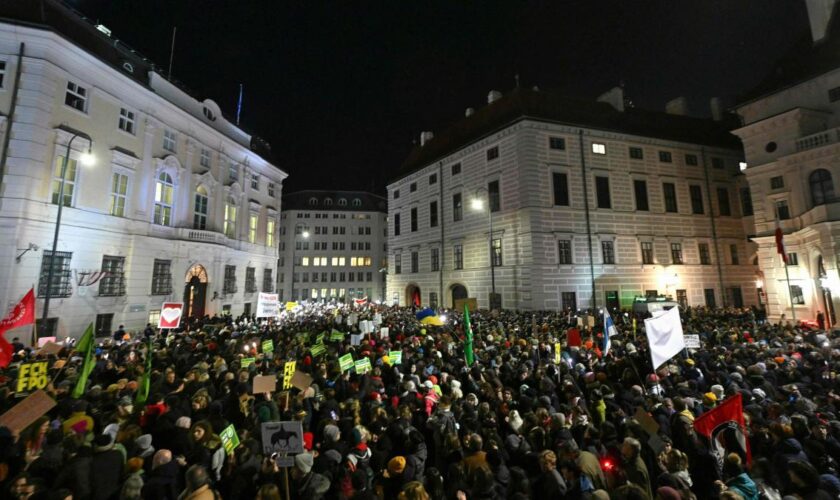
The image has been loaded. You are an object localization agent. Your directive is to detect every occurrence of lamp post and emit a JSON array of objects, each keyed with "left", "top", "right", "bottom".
[
  {"left": 471, "top": 187, "right": 497, "bottom": 309},
  {"left": 290, "top": 224, "right": 309, "bottom": 301},
  {"left": 41, "top": 130, "right": 94, "bottom": 337}
]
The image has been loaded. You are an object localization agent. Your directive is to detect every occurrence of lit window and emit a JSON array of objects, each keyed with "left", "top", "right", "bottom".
[
  {"left": 200, "top": 148, "right": 212, "bottom": 168},
  {"left": 194, "top": 186, "right": 208, "bottom": 229},
  {"left": 65, "top": 81, "right": 88, "bottom": 112},
  {"left": 266, "top": 219, "right": 275, "bottom": 247},
  {"left": 249, "top": 213, "right": 258, "bottom": 243},
  {"left": 51, "top": 156, "right": 78, "bottom": 207},
  {"left": 592, "top": 142, "right": 606, "bottom": 155},
  {"left": 109, "top": 172, "right": 128, "bottom": 217},
  {"left": 224, "top": 198, "right": 237, "bottom": 238},
  {"left": 163, "top": 129, "right": 177, "bottom": 152},
  {"left": 153, "top": 172, "right": 174, "bottom": 226},
  {"left": 118, "top": 108, "right": 135, "bottom": 134},
  {"left": 302, "top": 257, "right": 310, "bottom": 267}
]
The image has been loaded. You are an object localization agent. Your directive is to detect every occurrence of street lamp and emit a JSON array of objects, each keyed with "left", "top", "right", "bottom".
[
  {"left": 290, "top": 224, "right": 309, "bottom": 301},
  {"left": 41, "top": 129, "right": 94, "bottom": 337},
  {"left": 471, "top": 187, "right": 498, "bottom": 309}
]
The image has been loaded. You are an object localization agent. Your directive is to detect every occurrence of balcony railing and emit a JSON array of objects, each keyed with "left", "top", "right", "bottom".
[
  {"left": 176, "top": 228, "right": 228, "bottom": 245},
  {"left": 796, "top": 127, "right": 840, "bottom": 152}
]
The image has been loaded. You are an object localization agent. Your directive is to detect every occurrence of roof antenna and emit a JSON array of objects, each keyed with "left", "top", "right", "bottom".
[
  {"left": 236, "top": 84, "right": 244, "bottom": 126},
  {"left": 167, "top": 26, "right": 177, "bottom": 79}
]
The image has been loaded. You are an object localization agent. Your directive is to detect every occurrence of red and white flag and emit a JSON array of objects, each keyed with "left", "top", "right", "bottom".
[
  {"left": 694, "top": 393, "right": 751, "bottom": 466},
  {"left": 0, "top": 288, "right": 36, "bottom": 337},
  {"left": 775, "top": 220, "right": 788, "bottom": 265}
]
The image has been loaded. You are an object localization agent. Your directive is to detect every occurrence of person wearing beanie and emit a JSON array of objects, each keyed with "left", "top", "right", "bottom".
[
  {"left": 120, "top": 457, "right": 145, "bottom": 500},
  {"left": 291, "top": 452, "right": 330, "bottom": 500},
  {"left": 375, "top": 456, "right": 408, "bottom": 499},
  {"left": 720, "top": 453, "right": 759, "bottom": 500},
  {"left": 62, "top": 400, "right": 95, "bottom": 436},
  {"left": 91, "top": 429, "right": 125, "bottom": 500}
]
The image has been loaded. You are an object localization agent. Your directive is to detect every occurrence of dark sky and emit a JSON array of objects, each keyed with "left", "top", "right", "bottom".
[{"left": 75, "top": 0, "right": 809, "bottom": 193}]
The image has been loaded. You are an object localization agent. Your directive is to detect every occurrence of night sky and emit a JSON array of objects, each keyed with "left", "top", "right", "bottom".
[{"left": 75, "top": 0, "right": 809, "bottom": 193}]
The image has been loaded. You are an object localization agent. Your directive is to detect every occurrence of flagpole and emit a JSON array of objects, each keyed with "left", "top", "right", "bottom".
[{"left": 783, "top": 257, "right": 796, "bottom": 322}]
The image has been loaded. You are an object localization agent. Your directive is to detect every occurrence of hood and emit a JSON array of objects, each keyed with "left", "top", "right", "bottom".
[
  {"left": 727, "top": 473, "right": 759, "bottom": 498},
  {"left": 779, "top": 437, "right": 804, "bottom": 454}
]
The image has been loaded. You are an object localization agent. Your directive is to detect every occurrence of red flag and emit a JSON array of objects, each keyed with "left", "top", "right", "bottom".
[
  {"left": 775, "top": 221, "right": 788, "bottom": 265},
  {"left": 693, "top": 393, "right": 751, "bottom": 465},
  {"left": 566, "top": 328, "right": 582, "bottom": 347},
  {"left": 0, "top": 288, "right": 36, "bottom": 337},
  {"left": 0, "top": 335, "right": 12, "bottom": 368}
]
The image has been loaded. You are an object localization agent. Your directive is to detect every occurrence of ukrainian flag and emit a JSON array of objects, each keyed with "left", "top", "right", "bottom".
[{"left": 416, "top": 308, "right": 444, "bottom": 326}]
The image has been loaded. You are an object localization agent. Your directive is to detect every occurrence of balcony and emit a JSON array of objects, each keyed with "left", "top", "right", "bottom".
[
  {"left": 795, "top": 127, "right": 840, "bottom": 152},
  {"left": 176, "top": 228, "right": 228, "bottom": 245}
]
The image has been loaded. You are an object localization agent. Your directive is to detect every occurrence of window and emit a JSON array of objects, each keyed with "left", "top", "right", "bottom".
[
  {"left": 663, "top": 182, "right": 678, "bottom": 213},
  {"left": 488, "top": 180, "right": 501, "bottom": 212},
  {"left": 0, "top": 61, "right": 5, "bottom": 88},
  {"left": 99, "top": 256, "right": 126, "bottom": 297},
  {"left": 676, "top": 290, "right": 688, "bottom": 309},
  {"left": 689, "top": 185, "right": 704, "bottom": 214},
  {"left": 774, "top": 199, "right": 791, "bottom": 220},
  {"left": 163, "top": 129, "right": 177, "bottom": 152},
  {"left": 245, "top": 267, "right": 257, "bottom": 293},
  {"left": 394, "top": 213, "right": 401, "bottom": 236},
  {"left": 154, "top": 172, "right": 174, "bottom": 226},
  {"left": 486, "top": 146, "right": 499, "bottom": 161},
  {"left": 200, "top": 148, "right": 211, "bottom": 168},
  {"left": 151, "top": 259, "right": 172, "bottom": 295},
  {"left": 717, "top": 188, "right": 731, "bottom": 216},
  {"left": 65, "top": 81, "right": 88, "bottom": 112},
  {"left": 685, "top": 154, "right": 698, "bottom": 166},
  {"left": 659, "top": 151, "right": 672, "bottom": 163},
  {"left": 629, "top": 147, "right": 643, "bottom": 159},
  {"left": 646, "top": 289, "right": 659, "bottom": 299},
  {"left": 411, "top": 207, "right": 418, "bottom": 232},
  {"left": 408, "top": 182, "right": 417, "bottom": 193},
  {"left": 229, "top": 163, "right": 239, "bottom": 183},
  {"left": 592, "top": 142, "right": 606, "bottom": 155},
  {"left": 194, "top": 186, "right": 208, "bottom": 229},
  {"left": 641, "top": 241, "right": 654, "bottom": 264},
  {"left": 266, "top": 219, "right": 275, "bottom": 247},
  {"left": 810, "top": 169, "right": 835, "bottom": 206},
  {"left": 95, "top": 314, "right": 114, "bottom": 338},
  {"left": 430, "top": 201, "right": 438, "bottom": 227},
  {"left": 249, "top": 213, "right": 258, "bottom": 243},
  {"left": 429, "top": 292, "right": 438, "bottom": 308},
  {"left": 790, "top": 285, "right": 805, "bottom": 305},
  {"left": 224, "top": 199, "right": 237, "bottom": 238},
  {"left": 787, "top": 252, "right": 799, "bottom": 266},
  {"left": 549, "top": 137, "right": 566, "bottom": 150},
  {"left": 38, "top": 251, "right": 72, "bottom": 298},
  {"left": 712, "top": 157, "right": 724, "bottom": 169},
  {"left": 553, "top": 172, "right": 569, "bottom": 206},
  {"left": 431, "top": 248, "right": 440, "bottom": 271},
  {"left": 699, "top": 243, "right": 711, "bottom": 265},
  {"left": 394, "top": 254, "right": 401, "bottom": 274},
  {"left": 830, "top": 87, "right": 840, "bottom": 102},
  {"left": 671, "top": 243, "right": 683, "bottom": 264},
  {"left": 411, "top": 251, "right": 419, "bottom": 273},
  {"left": 251, "top": 173, "right": 260, "bottom": 190},
  {"left": 630, "top": 180, "right": 648, "bottom": 211},
  {"left": 118, "top": 108, "right": 135, "bottom": 134},
  {"left": 729, "top": 244, "right": 739, "bottom": 265},
  {"left": 595, "top": 176, "right": 611, "bottom": 209},
  {"left": 429, "top": 173, "right": 437, "bottom": 185},
  {"left": 451, "top": 163, "right": 461, "bottom": 176},
  {"left": 268, "top": 182, "right": 276, "bottom": 198},
  {"left": 51, "top": 156, "right": 78, "bottom": 207},
  {"left": 453, "top": 193, "right": 463, "bottom": 221},
  {"left": 558, "top": 240, "right": 572, "bottom": 264},
  {"left": 704, "top": 288, "right": 716, "bottom": 307},
  {"left": 223, "top": 265, "right": 237, "bottom": 294},
  {"left": 561, "top": 292, "right": 577, "bottom": 311},
  {"left": 109, "top": 172, "right": 128, "bottom": 217},
  {"left": 770, "top": 176, "right": 784, "bottom": 189},
  {"left": 601, "top": 240, "right": 615, "bottom": 264},
  {"left": 492, "top": 238, "right": 503, "bottom": 266},
  {"left": 454, "top": 244, "right": 463, "bottom": 270},
  {"left": 740, "top": 187, "right": 754, "bottom": 216}
]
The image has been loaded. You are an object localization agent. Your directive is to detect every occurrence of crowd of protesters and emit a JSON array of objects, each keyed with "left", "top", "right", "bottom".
[{"left": 1, "top": 301, "right": 839, "bottom": 500}]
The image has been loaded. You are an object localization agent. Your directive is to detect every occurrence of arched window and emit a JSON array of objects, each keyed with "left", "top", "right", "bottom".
[
  {"left": 224, "top": 197, "right": 237, "bottom": 238},
  {"left": 352, "top": 198, "right": 362, "bottom": 207},
  {"left": 194, "top": 186, "right": 208, "bottom": 230},
  {"left": 154, "top": 172, "right": 174, "bottom": 226},
  {"left": 308, "top": 197, "right": 318, "bottom": 206},
  {"left": 323, "top": 198, "right": 333, "bottom": 206},
  {"left": 338, "top": 198, "right": 347, "bottom": 206},
  {"left": 810, "top": 169, "right": 835, "bottom": 206}
]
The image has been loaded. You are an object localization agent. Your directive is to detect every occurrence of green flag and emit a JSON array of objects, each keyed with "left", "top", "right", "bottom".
[
  {"left": 135, "top": 338, "right": 153, "bottom": 406},
  {"left": 71, "top": 323, "right": 95, "bottom": 399},
  {"left": 463, "top": 305, "right": 475, "bottom": 366}
]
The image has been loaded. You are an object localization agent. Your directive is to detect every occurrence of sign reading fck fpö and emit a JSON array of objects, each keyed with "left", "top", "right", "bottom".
[{"left": 158, "top": 303, "right": 184, "bottom": 329}]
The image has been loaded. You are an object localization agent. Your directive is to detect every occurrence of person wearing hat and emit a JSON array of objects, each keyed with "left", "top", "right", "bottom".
[
  {"left": 291, "top": 451, "right": 330, "bottom": 500},
  {"left": 91, "top": 431, "right": 124, "bottom": 500},
  {"left": 62, "top": 400, "right": 94, "bottom": 436},
  {"left": 375, "top": 456, "right": 408, "bottom": 499},
  {"left": 120, "top": 457, "right": 146, "bottom": 500},
  {"left": 700, "top": 392, "right": 718, "bottom": 414}
]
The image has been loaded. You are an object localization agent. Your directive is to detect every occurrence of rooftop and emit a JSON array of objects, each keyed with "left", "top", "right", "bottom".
[{"left": 282, "top": 190, "right": 387, "bottom": 213}]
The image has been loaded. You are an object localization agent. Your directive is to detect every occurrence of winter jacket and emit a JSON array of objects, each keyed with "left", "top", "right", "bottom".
[
  {"left": 726, "top": 472, "right": 759, "bottom": 500},
  {"left": 142, "top": 461, "right": 180, "bottom": 500}
]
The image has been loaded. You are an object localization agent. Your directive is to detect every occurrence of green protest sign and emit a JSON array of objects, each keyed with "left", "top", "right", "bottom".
[
  {"left": 339, "top": 353, "right": 354, "bottom": 372},
  {"left": 262, "top": 340, "right": 274, "bottom": 353},
  {"left": 310, "top": 343, "right": 326, "bottom": 357},
  {"left": 241, "top": 357, "right": 255, "bottom": 368},
  {"left": 330, "top": 329, "right": 345, "bottom": 342},
  {"left": 388, "top": 350, "right": 402, "bottom": 365},
  {"left": 354, "top": 358, "right": 372, "bottom": 374},
  {"left": 220, "top": 424, "right": 240, "bottom": 455},
  {"left": 316, "top": 333, "right": 325, "bottom": 345}
]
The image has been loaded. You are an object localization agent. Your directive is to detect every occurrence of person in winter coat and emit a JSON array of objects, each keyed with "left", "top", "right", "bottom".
[
  {"left": 141, "top": 450, "right": 180, "bottom": 500},
  {"left": 291, "top": 452, "right": 330, "bottom": 500},
  {"left": 91, "top": 433, "right": 125, "bottom": 500},
  {"left": 54, "top": 440, "right": 92, "bottom": 500},
  {"left": 120, "top": 457, "right": 145, "bottom": 500},
  {"left": 178, "top": 465, "right": 219, "bottom": 500},
  {"left": 721, "top": 453, "right": 759, "bottom": 500},
  {"left": 533, "top": 450, "right": 567, "bottom": 498},
  {"left": 620, "top": 437, "right": 652, "bottom": 500}
]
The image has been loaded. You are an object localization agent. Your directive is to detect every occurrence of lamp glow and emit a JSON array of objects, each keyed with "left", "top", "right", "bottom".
[
  {"left": 302, "top": 230, "right": 310, "bottom": 238},
  {"left": 471, "top": 198, "right": 484, "bottom": 211},
  {"left": 80, "top": 152, "right": 95, "bottom": 166}
]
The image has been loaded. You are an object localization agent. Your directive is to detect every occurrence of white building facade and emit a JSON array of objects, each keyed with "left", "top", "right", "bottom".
[
  {"left": 278, "top": 191, "right": 387, "bottom": 303},
  {"left": 0, "top": 3, "right": 287, "bottom": 338},
  {"left": 387, "top": 88, "right": 759, "bottom": 311},
  {"left": 732, "top": 0, "right": 840, "bottom": 324}
]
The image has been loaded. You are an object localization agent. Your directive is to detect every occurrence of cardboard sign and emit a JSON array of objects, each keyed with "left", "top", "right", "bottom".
[
  {"left": 389, "top": 350, "right": 402, "bottom": 365},
  {"left": 253, "top": 375, "right": 276, "bottom": 394},
  {"left": 684, "top": 334, "right": 701, "bottom": 349},
  {"left": 257, "top": 293, "right": 280, "bottom": 318},
  {"left": 330, "top": 330, "right": 345, "bottom": 342},
  {"left": 241, "top": 357, "right": 255, "bottom": 368},
  {"left": 262, "top": 339, "right": 274, "bottom": 353},
  {"left": 310, "top": 343, "right": 326, "bottom": 357},
  {"left": 38, "top": 341, "right": 64, "bottom": 356},
  {"left": 634, "top": 407, "right": 660, "bottom": 437},
  {"left": 261, "top": 421, "right": 304, "bottom": 454},
  {"left": 339, "top": 353, "right": 354, "bottom": 372},
  {"left": 555, "top": 343, "right": 562, "bottom": 364},
  {"left": 220, "top": 424, "right": 240, "bottom": 455},
  {"left": 37, "top": 337, "right": 56, "bottom": 348},
  {"left": 282, "top": 361, "right": 296, "bottom": 390},
  {"left": 158, "top": 302, "right": 184, "bottom": 329},
  {"left": 16, "top": 361, "right": 49, "bottom": 393},
  {"left": 454, "top": 298, "right": 478, "bottom": 312},
  {"left": 0, "top": 390, "right": 56, "bottom": 433},
  {"left": 290, "top": 370, "right": 313, "bottom": 392},
  {"left": 354, "top": 358, "right": 372, "bottom": 374},
  {"left": 587, "top": 315, "right": 596, "bottom": 328}
]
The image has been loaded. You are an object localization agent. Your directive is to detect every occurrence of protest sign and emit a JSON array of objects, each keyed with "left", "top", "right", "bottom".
[
  {"left": 158, "top": 303, "right": 184, "bottom": 329},
  {"left": 261, "top": 421, "right": 304, "bottom": 455},
  {"left": 16, "top": 361, "right": 49, "bottom": 393},
  {"left": 37, "top": 341, "right": 64, "bottom": 356},
  {"left": 310, "top": 343, "right": 326, "bottom": 357},
  {"left": 282, "top": 361, "right": 296, "bottom": 390},
  {"left": 339, "top": 353, "right": 354, "bottom": 372},
  {"left": 290, "top": 370, "right": 313, "bottom": 392},
  {"left": 355, "top": 358, "right": 372, "bottom": 374},
  {"left": 389, "top": 350, "right": 402, "bottom": 365},
  {"left": 257, "top": 293, "right": 280, "bottom": 318},
  {"left": 555, "top": 343, "right": 561, "bottom": 364},
  {"left": 220, "top": 425, "right": 240, "bottom": 455},
  {"left": 684, "top": 334, "right": 701, "bottom": 349},
  {"left": 379, "top": 327, "right": 389, "bottom": 339},
  {"left": 285, "top": 302, "right": 298, "bottom": 311},
  {"left": 0, "top": 390, "right": 56, "bottom": 433},
  {"left": 262, "top": 339, "right": 274, "bottom": 353},
  {"left": 241, "top": 357, "right": 255, "bottom": 368},
  {"left": 252, "top": 375, "right": 276, "bottom": 394},
  {"left": 330, "top": 329, "right": 345, "bottom": 342}
]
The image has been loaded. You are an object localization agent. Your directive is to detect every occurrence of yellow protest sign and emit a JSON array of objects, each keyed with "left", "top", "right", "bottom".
[
  {"left": 554, "top": 344, "right": 561, "bottom": 364},
  {"left": 285, "top": 302, "right": 298, "bottom": 312},
  {"left": 282, "top": 360, "right": 296, "bottom": 390},
  {"left": 16, "top": 361, "right": 49, "bottom": 393}
]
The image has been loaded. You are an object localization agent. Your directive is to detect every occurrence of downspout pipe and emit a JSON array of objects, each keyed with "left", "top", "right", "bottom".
[
  {"left": 579, "top": 130, "right": 597, "bottom": 311},
  {"left": 0, "top": 42, "right": 24, "bottom": 191},
  {"left": 701, "top": 147, "right": 727, "bottom": 306}
]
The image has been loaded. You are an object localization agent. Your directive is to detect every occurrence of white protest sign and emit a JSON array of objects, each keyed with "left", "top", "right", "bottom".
[
  {"left": 351, "top": 334, "right": 362, "bottom": 346},
  {"left": 684, "top": 334, "right": 701, "bottom": 349},
  {"left": 379, "top": 327, "right": 389, "bottom": 339},
  {"left": 256, "top": 293, "right": 280, "bottom": 318},
  {"left": 373, "top": 313, "right": 382, "bottom": 326}
]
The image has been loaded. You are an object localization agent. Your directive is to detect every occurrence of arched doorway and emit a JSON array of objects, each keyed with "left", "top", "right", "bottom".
[
  {"left": 405, "top": 284, "right": 421, "bottom": 307},
  {"left": 184, "top": 264, "right": 208, "bottom": 318},
  {"left": 451, "top": 283, "right": 468, "bottom": 306}
]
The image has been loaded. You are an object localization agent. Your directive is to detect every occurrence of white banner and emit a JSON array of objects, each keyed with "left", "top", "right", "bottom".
[
  {"left": 644, "top": 306, "right": 685, "bottom": 370},
  {"left": 256, "top": 293, "right": 280, "bottom": 318},
  {"left": 684, "top": 334, "right": 701, "bottom": 349}
]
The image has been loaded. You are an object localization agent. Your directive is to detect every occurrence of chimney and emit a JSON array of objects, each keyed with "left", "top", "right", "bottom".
[
  {"left": 465, "top": 107, "right": 475, "bottom": 117},
  {"left": 487, "top": 90, "right": 502, "bottom": 104},
  {"left": 420, "top": 131, "right": 434, "bottom": 147},
  {"left": 665, "top": 97, "right": 689, "bottom": 116},
  {"left": 597, "top": 86, "right": 625, "bottom": 112},
  {"left": 806, "top": 0, "right": 838, "bottom": 44},
  {"left": 709, "top": 97, "right": 723, "bottom": 121}
]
